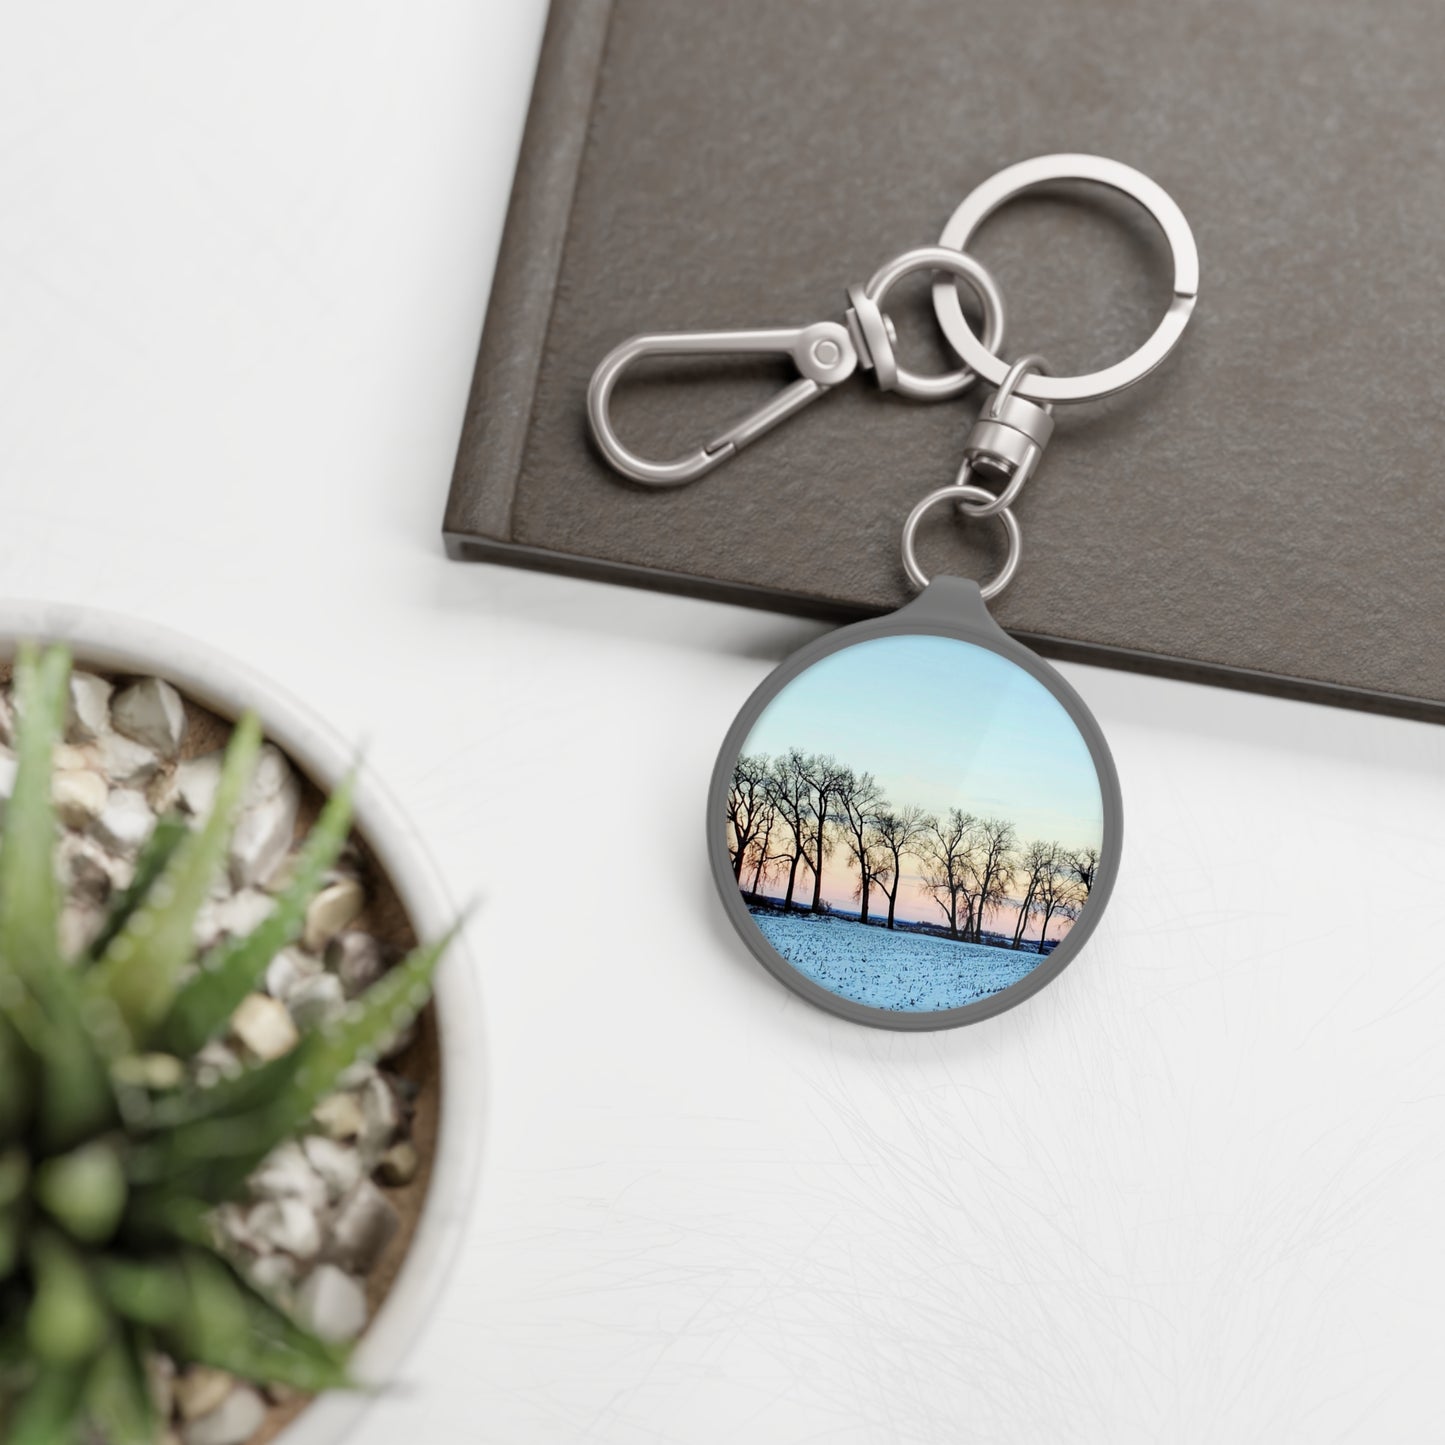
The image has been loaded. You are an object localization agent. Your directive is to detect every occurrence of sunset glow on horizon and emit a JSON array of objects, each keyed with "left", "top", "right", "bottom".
[{"left": 734, "top": 633, "right": 1104, "bottom": 942}]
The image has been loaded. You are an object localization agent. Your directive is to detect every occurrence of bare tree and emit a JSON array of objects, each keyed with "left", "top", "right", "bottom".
[
  {"left": 743, "top": 799, "right": 780, "bottom": 898},
  {"left": 919, "top": 808, "right": 979, "bottom": 940},
  {"left": 1010, "top": 837, "right": 1053, "bottom": 949},
  {"left": 764, "top": 749, "right": 815, "bottom": 912},
  {"left": 800, "top": 753, "right": 847, "bottom": 914},
  {"left": 725, "top": 753, "right": 771, "bottom": 882},
  {"left": 968, "top": 816, "right": 1017, "bottom": 943},
  {"left": 1068, "top": 845, "right": 1100, "bottom": 901},
  {"left": 834, "top": 766, "right": 887, "bottom": 924},
  {"left": 1028, "top": 844, "right": 1083, "bottom": 953},
  {"left": 869, "top": 804, "right": 928, "bottom": 929}
]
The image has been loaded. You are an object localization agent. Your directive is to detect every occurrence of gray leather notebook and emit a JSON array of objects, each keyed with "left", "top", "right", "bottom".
[{"left": 445, "top": 0, "right": 1445, "bottom": 723}]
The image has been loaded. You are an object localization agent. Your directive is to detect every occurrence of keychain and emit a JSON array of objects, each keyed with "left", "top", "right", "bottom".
[{"left": 588, "top": 155, "right": 1199, "bottom": 1029}]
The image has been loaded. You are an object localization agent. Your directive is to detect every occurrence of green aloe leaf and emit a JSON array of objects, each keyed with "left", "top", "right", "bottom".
[
  {"left": 0, "top": 646, "right": 69, "bottom": 976},
  {"left": 118, "top": 1188, "right": 213, "bottom": 1249},
  {"left": 0, "top": 648, "right": 113, "bottom": 1151},
  {"left": 26, "top": 1228, "right": 109, "bottom": 1365},
  {"left": 83, "top": 1333, "right": 156, "bottom": 1445},
  {"left": 3, "top": 1361, "right": 86, "bottom": 1445},
  {"left": 161, "top": 928, "right": 452, "bottom": 1203},
  {"left": 0, "top": 1145, "right": 28, "bottom": 1206},
  {"left": 0, "top": 1206, "right": 18, "bottom": 1282},
  {"left": 88, "top": 814, "right": 188, "bottom": 963},
  {"left": 160, "top": 772, "right": 355, "bottom": 1056},
  {"left": 34, "top": 1139, "right": 126, "bottom": 1245},
  {"left": 225, "top": 1269, "right": 353, "bottom": 1393},
  {"left": 17, "top": 963, "right": 115, "bottom": 1155},
  {"left": 97, "top": 1256, "right": 187, "bottom": 1329},
  {"left": 130, "top": 1048, "right": 306, "bottom": 1144},
  {"left": 0, "top": 1144, "right": 26, "bottom": 1279},
  {"left": 160, "top": 1247, "right": 350, "bottom": 1393},
  {"left": 90, "top": 712, "right": 261, "bottom": 1046},
  {"left": 0, "top": 1016, "right": 30, "bottom": 1146},
  {"left": 285, "top": 926, "right": 453, "bottom": 1119},
  {"left": 125, "top": 1052, "right": 314, "bottom": 1207}
]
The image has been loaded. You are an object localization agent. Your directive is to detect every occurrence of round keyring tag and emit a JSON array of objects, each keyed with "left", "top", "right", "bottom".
[{"left": 709, "top": 576, "right": 1121, "bottom": 1030}]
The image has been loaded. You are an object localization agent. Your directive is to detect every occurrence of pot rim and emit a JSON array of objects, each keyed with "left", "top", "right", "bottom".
[{"left": 0, "top": 598, "right": 484, "bottom": 1445}]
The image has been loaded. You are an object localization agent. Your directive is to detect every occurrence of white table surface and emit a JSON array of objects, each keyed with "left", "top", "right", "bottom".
[{"left": 4, "top": 5, "right": 1443, "bottom": 1441}]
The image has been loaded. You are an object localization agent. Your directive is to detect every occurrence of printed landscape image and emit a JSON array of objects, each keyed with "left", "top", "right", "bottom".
[{"left": 726, "top": 634, "right": 1106, "bottom": 1012}]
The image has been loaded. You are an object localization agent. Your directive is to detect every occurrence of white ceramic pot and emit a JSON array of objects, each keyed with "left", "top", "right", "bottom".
[{"left": 0, "top": 600, "right": 483, "bottom": 1445}]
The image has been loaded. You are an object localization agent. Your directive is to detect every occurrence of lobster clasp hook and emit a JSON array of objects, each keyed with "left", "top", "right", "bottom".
[{"left": 585, "top": 322, "right": 858, "bottom": 487}]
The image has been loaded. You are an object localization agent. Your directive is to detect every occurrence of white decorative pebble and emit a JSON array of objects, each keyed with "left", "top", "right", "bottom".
[
  {"left": 303, "top": 876, "right": 365, "bottom": 952},
  {"left": 247, "top": 1196, "right": 323, "bottom": 1260},
  {"left": 379, "top": 1016, "right": 419, "bottom": 1062},
  {"left": 230, "top": 993, "right": 299, "bottom": 1061},
  {"left": 336, "top": 1058, "right": 377, "bottom": 1092},
  {"left": 174, "top": 751, "right": 223, "bottom": 816},
  {"left": 288, "top": 971, "right": 346, "bottom": 1031},
  {"left": 91, "top": 788, "right": 156, "bottom": 857},
  {"left": 56, "top": 833, "right": 115, "bottom": 902},
  {"left": 327, "top": 1179, "right": 399, "bottom": 1273},
  {"left": 146, "top": 1353, "right": 175, "bottom": 1420},
  {"left": 52, "top": 768, "right": 108, "bottom": 828},
  {"left": 358, "top": 1074, "right": 401, "bottom": 1156},
  {"left": 213, "top": 888, "right": 273, "bottom": 939},
  {"left": 295, "top": 1264, "right": 368, "bottom": 1343},
  {"left": 376, "top": 1139, "right": 419, "bottom": 1187},
  {"left": 246, "top": 743, "right": 292, "bottom": 804},
  {"left": 246, "top": 1251, "right": 299, "bottom": 1295},
  {"left": 312, "top": 1091, "right": 364, "bottom": 1142},
  {"left": 302, "top": 1136, "right": 362, "bottom": 1200},
  {"left": 229, "top": 775, "right": 299, "bottom": 888},
  {"left": 96, "top": 730, "right": 160, "bottom": 786},
  {"left": 248, "top": 1141, "right": 327, "bottom": 1213},
  {"left": 65, "top": 671, "right": 113, "bottom": 743},
  {"left": 265, "top": 945, "right": 321, "bottom": 1001},
  {"left": 174, "top": 1367, "right": 235, "bottom": 1422},
  {"left": 328, "top": 931, "right": 386, "bottom": 997},
  {"left": 195, "top": 1040, "right": 242, "bottom": 1083},
  {"left": 53, "top": 743, "right": 98, "bottom": 774},
  {"left": 58, "top": 902, "right": 104, "bottom": 959},
  {"left": 181, "top": 1385, "right": 266, "bottom": 1445},
  {"left": 111, "top": 677, "right": 186, "bottom": 758}
]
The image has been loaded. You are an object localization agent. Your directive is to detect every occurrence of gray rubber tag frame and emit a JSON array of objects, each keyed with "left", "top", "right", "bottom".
[{"left": 707, "top": 576, "right": 1123, "bottom": 1031}]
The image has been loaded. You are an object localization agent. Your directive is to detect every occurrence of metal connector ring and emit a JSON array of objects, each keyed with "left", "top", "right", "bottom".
[
  {"left": 932, "top": 154, "right": 1199, "bottom": 405},
  {"left": 858, "top": 246, "right": 1006, "bottom": 402},
  {"left": 901, "top": 483, "right": 1021, "bottom": 598}
]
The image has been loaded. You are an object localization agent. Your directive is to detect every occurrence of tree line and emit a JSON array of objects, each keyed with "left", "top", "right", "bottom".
[{"left": 727, "top": 749, "right": 1099, "bottom": 953}]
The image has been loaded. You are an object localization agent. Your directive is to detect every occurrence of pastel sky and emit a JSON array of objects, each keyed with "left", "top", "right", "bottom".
[{"left": 740, "top": 634, "right": 1103, "bottom": 928}]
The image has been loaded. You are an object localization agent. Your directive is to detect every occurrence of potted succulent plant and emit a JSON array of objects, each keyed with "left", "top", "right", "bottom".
[{"left": 0, "top": 608, "right": 480, "bottom": 1445}]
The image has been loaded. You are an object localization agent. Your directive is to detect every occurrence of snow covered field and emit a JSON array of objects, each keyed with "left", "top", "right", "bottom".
[{"left": 750, "top": 910, "right": 1046, "bottom": 1011}]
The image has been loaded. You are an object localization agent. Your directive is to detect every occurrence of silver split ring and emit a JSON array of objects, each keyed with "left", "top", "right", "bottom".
[
  {"left": 932, "top": 154, "right": 1199, "bottom": 405},
  {"left": 901, "top": 483, "right": 1022, "bottom": 598}
]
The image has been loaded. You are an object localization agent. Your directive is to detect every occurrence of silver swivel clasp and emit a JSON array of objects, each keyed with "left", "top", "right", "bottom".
[
  {"left": 899, "top": 354, "right": 1055, "bottom": 597},
  {"left": 956, "top": 354, "right": 1055, "bottom": 518}
]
